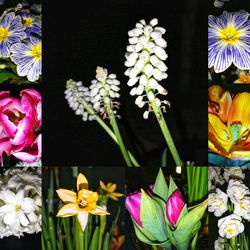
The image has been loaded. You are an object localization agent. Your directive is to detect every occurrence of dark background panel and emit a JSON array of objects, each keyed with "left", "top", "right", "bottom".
[{"left": 43, "top": 0, "right": 208, "bottom": 166}]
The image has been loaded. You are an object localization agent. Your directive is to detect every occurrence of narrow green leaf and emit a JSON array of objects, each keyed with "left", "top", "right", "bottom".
[
  {"left": 0, "top": 70, "right": 18, "bottom": 83},
  {"left": 102, "top": 232, "right": 110, "bottom": 250},
  {"left": 153, "top": 168, "right": 168, "bottom": 201},
  {"left": 89, "top": 226, "right": 100, "bottom": 250}
]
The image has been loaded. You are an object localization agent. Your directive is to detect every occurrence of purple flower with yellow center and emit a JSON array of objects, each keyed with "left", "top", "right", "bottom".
[
  {"left": 21, "top": 11, "right": 41, "bottom": 36},
  {"left": 208, "top": 10, "right": 250, "bottom": 73},
  {"left": 0, "top": 12, "right": 26, "bottom": 57},
  {"left": 10, "top": 36, "right": 41, "bottom": 82}
]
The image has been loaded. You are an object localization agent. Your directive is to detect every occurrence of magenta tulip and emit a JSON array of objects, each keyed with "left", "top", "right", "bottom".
[
  {"left": 166, "top": 190, "right": 185, "bottom": 227},
  {"left": 125, "top": 191, "right": 142, "bottom": 226},
  {"left": 0, "top": 89, "right": 41, "bottom": 164}
]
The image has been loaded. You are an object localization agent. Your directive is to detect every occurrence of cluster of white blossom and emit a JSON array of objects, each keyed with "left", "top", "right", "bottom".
[
  {"left": 65, "top": 67, "right": 120, "bottom": 121},
  {"left": 213, "top": 0, "right": 229, "bottom": 8},
  {"left": 0, "top": 167, "right": 41, "bottom": 238},
  {"left": 208, "top": 167, "right": 250, "bottom": 248},
  {"left": 124, "top": 18, "right": 169, "bottom": 119}
]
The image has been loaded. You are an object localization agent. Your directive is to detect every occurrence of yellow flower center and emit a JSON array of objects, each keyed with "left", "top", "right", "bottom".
[
  {"left": 15, "top": 204, "right": 22, "bottom": 212},
  {"left": 30, "top": 44, "right": 42, "bottom": 60},
  {"left": 0, "top": 27, "right": 9, "bottom": 42},
  {"left": 219, "top": 25, "right": 241, "bottom": 44},
  {"left": 23, "top": 17, "right": 33, "bottom": 27}
]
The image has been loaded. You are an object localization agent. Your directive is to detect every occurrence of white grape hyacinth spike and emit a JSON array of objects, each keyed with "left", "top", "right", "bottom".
[
  {"left": 65, "top": 67, "right": 121, "bottom": 121},
  {"left": 125, "top": 18, "right": 170, "bottom": 119}
]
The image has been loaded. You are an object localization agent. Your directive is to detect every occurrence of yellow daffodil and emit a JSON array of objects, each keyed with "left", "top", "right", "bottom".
[
  {"left": 208, "top": 90, "right": 250, "bottom": 159},
  {"left": 99, "top": 181, "right": 123, "bottom": 201},
  {"left": 56, "top": 173, "right": 109, "bottom": 232},
  {"left": 234, "top": 71, "right": 250, "bottom": 84}
]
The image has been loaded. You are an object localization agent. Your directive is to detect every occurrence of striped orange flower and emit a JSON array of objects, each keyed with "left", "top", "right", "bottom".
[{"left": 209, "top": 87, "right": 250, "bottom": 159}]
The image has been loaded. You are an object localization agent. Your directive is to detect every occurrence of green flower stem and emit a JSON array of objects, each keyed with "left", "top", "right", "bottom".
[
  {"left": 243, "top": 232, "right": 249, "bottom": 250},
  {"left": 230, "top": 237, "right": 236, "bottom": 250},
  {"left": 145, "top": 84, "right": 182, "bottom": 167},
  {"left": 63, "top": 218, "right": 73, "bottom": 250},
  {"left": 152, "top": 245, "right": 157, "bottom": 250},
  {"left": 78, "top": 219, "right": 84, "bottom": 250},
  {"left": 98, "top": 215, "right": 107, "bottom": 250},
  {"left": 80, "top": 99, "right": 140, "bottom": 167},
  {"left": 108, "top": 109, "right": 132, "bottom": 167}
]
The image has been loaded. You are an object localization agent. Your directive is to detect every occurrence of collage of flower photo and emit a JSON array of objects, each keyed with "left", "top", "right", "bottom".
[{"left": 0, "top": 0, "right": 250, "bottom": 249}]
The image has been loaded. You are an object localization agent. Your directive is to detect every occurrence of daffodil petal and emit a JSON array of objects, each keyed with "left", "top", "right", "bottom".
[
  {"left": 56, "top": 189, "right": 77, "bottom": 203},
  {"left": 112, "top": 192, "right": 124, "bottom": 197},
  {"left": 91, "top": 205, "right": 110, "bottom": 215},
  {"left": 99, "top": 180, "right": 107, "bottom": 192},
  {"left": 228, "top": 92, "right": 250, "bottom": 134},
  {"left": 77, "top": 211, "right": 88, "bottom": 232},
  {"left": 109, "top": 194, "right": 119, "bottom": 201},
  {"left": 56, "top": 203, "right": 78, "bottom": 217},
  {"left": 77, "top": 173, "right": 88, "bottom": 191},
  {"left": 108, "top": 183, "right": 117, "bottom": 193}
]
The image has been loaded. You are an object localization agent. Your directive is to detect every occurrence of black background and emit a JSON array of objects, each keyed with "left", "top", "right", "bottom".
[{"left": 43, "top": 0, "right": 208, "bottom": 167}]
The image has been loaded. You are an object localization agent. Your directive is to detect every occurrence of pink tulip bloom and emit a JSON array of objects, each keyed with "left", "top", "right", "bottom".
[
  {"left": 125, "top": 192, "right": 142, "bottom": 226},
  {"left": 0, "top": 89, "right": 41, "bottom": 164},
  {"left": 166, "top": 190, "right": 185, "bottom": 227}
]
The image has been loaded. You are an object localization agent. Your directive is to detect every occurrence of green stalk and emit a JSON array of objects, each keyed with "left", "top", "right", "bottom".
[
  {"left": 78, "top": 219, "right": 84, "bottom": 250},
  {"left": 98, "top": 215, "right": 107, "bottom": 250},
  {"left": 194, "top": 167, "right": 201, "bottom": 201},
  {"left": 152, "top": 245, "right": 157, "bottom": 250},
  {"left": 63, "top": 218, "right": 73, "bottom": 250},
  {"left": 186, "top": 167, "right": 192, "bottom": 203},
  {"left": 230, "top": 237, "right": 236, "bottom": 250},
  {"left": 74, "top": 216, "right": 80, "bottom": 250},
  {"left": 109, "top": 109, "right": 132, "bottom": 167},
  {"left": 145, "top": 84, "right": 182, "bottom": 167},
  {"left": 79, "top": 99, "right": 140, "bottom": 167}
]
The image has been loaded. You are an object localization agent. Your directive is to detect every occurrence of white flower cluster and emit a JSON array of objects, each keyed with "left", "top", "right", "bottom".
[
  {"left": 65, "top": 67, "right": 120, "bottom": 121},
  {"left": 214, "top": 237, "right": 225, "bottom": 250},
  {"left": 125, "top": 18, "right": 169, "bottom": 119},
  {"left": 0, "top": 168, "right": 41, "bottom": 238},
  {"left": 208, "top": 167, "right": 250, "bottom": 242},
  {"left": 213, "top": 0, "right": 229, "bottom": 8}
]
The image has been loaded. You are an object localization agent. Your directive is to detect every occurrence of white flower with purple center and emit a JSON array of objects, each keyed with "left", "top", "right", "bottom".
[
  {"left": 21, "top": 12, "right": 41, "bottom": 36},
  {"left": 10, "top": 36, "right": 41, "bottom": 82},
  {"left": 208, "top": 10, "right": 250, "bottom": 73},
  {"left": 0, "top": 12, "right": 26, "bottom": 57}
]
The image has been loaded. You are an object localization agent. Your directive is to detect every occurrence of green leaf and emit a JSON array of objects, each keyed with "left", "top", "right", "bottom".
[
  {"left": 153, "top": 168, "right": 168, "bottom": 201},
  {"left": 168, "top": 176, "right": 178, "bottom": 197},
  {"left": 102, "top": 232, "right": 110, "bottom": 250},
  {"left": 0, "top": 70, "right": 18, "bottom": 83},
  {"left": 89, "top": 226, "right": 100, "bottom": 250},
  {"left": 140, "top": 189, "right": 168, "bottom": 242},
  {"left": 172, "top": 199, "right": 208, "bottom": 250}
]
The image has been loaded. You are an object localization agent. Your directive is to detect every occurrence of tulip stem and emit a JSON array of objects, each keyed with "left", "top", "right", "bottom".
[
  {"left": 146, "top": 84, "right": 182, "bottom": 166},
  {"left": 79, "top": 99, "right": 140, "bottom": 166}
]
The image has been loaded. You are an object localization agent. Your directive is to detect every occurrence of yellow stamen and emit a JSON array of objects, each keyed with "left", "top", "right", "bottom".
[
  {"left": 23, "top": 17, "right": 33, "bottom": 27},
  {"left": 0, "top": 27, "right": 9, "bottom": 42},
  {"left": 29, "top": 44, "right": 42, "bottom": 60},
  {"left": 219, "top": 25, "right": 241, "bottom": 44},
  {"left": 15, "top": 204, "right": 21, "bottom": 212}
]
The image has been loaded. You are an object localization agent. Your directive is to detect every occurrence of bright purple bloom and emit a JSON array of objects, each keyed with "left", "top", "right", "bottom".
[
  {"left": 0, "top": 12, "right": 26, "bottom": 57},
  {"left": 166, "top": 190, "right": 185, "bottom": 226},
  {"left": 20, "top": 11, "right": 41, "bottom": 36},
  {"left": 125, "top": 191, "right": 142, "bottom": 226},
  {"left": 208, "top": 10, "right": 250, "bottom": 73}
]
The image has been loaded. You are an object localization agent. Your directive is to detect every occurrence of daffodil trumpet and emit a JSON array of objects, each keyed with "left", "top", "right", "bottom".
[{"left": 56, "top": 173, "right": 109, "bottom": 232}]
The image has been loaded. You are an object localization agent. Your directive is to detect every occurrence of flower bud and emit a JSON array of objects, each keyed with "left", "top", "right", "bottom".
[
  {"left": 125, "top": 192, "right": 142, "bottom": 226},
  {"left": 166, "top": 190, "right": 185, "bottom": 226}
]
